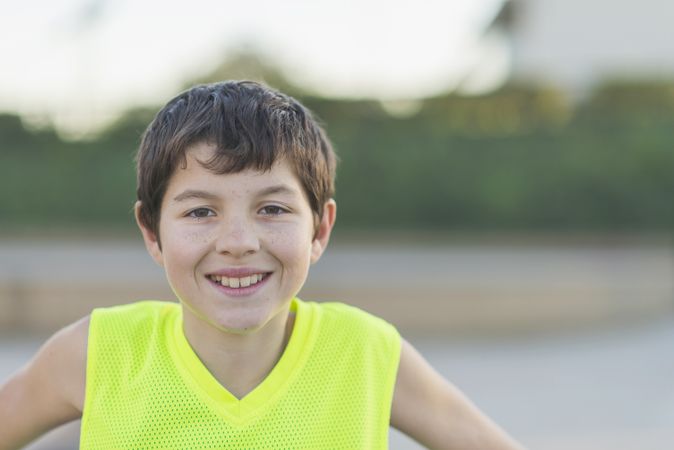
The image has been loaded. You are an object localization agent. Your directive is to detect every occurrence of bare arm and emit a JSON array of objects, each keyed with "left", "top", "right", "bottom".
[
  {"left": 391, "top": 338, "right": 526, "bottom": 450},
  {"left": 0, "top": 316, "right": 89, "bottom": 450}
]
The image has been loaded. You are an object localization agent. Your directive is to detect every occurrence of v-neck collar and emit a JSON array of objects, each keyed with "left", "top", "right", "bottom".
[{"left": 167, "top": 298, "right": 316, "bottom": 426}]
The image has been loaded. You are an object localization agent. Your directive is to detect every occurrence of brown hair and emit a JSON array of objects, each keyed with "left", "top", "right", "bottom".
[{"left": 135, "top": 81, "right": 336, "bottom": 243}]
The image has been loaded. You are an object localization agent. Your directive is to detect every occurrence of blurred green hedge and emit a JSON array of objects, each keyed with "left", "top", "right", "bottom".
[{"left": 1, "top": 79, "right": 673, "bottom": 233}]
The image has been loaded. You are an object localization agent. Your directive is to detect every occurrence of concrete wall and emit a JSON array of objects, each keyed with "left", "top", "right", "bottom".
[{"left": 1, "top": 237, "right": 672, "bottom": 335}]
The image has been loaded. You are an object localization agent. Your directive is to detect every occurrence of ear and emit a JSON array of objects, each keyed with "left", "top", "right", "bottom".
[
  {"left": 311, "top": 199, "right": 337, "bottom": 264},
  {"left": 134, "top": 201, "right": 165, "bottom": 267}
]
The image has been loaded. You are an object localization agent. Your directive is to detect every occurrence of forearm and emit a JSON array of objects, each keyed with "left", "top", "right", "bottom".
[
  {"left": 0, "top": 371, "right": 83, "bottom": 450},
  {"left": 438, "top": 412, "right": 525, "bottom": 450},
  {"left": 391, "top": 338, "right": 526, "bottom": 450},
  {"left": 400, "top": 397, "right": 525, "bottom": 450},
  {"left": 0, "top": 372, "right": 43, "bottom": 450}
]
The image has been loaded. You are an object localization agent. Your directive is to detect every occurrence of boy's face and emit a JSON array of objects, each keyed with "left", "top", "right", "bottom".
[{"left": 136, "top": 142, "right": 336, "bottom": 334}]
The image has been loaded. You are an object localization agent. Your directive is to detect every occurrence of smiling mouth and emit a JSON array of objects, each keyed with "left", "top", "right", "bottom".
[{"left": 207, "top": 273, "right": 269, "bottom": 289}]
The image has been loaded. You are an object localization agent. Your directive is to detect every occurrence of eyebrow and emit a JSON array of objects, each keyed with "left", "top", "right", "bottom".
[
  {"left": 172, "top": 185, "right": 298, "bottom": 203},
  {"left": 172, "top": 189, "right": 219, "bottom": 203}
]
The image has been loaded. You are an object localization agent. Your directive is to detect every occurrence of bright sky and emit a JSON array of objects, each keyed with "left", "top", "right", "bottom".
[{"left": 0, "top": 0, "right": 505, "bottom": 134}]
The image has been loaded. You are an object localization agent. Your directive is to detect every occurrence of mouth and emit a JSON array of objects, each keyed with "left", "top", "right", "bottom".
[{"left": 207, "top": 272, "right": 270, "bottom": 289}]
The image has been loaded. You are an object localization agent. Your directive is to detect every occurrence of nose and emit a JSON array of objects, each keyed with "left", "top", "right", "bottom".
[{"left": 214, "top": 215, "right": 260, "bottom": 257}]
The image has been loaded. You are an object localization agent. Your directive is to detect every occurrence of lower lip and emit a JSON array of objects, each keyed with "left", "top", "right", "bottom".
[{"left": 206, "top": 274, "right": 271, "bottom": 298}]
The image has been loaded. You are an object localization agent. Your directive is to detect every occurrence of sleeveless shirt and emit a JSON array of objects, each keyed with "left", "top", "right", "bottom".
[{"left": 80, "top": 298, "right": 401, "bottom": 449}]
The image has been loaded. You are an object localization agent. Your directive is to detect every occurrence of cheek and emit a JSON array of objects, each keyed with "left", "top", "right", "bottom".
[
  {"left": 161, "top": 225, "right": 215, "bottom": 269},
  {"left": 266, "top": 227, "right": 313, "bottom": 268},
  {"left": 286, "top": 244, "right": 312, "bottom": 270},
  {"left": 183, "top": 228, "right": 217, "bottom": 246},
  {"left": 162, "top": 218, "right": 216, "bottom": 244}
]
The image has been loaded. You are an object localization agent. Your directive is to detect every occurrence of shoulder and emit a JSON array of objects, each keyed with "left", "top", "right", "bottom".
[
  {"left": 30, "top": 315, "right": 90, "bottom": 412},
  {"left": 88, "top": 300, "right": 177, "bottom": 337},
  {"left": 87, "top": 300, "right": 179, "bottom": 363},
  {"left": 29, "top": 301, "right": 174, "bottom": 408},
  {"left": 0, "top": 314, "right": 90, "bottom": 447},
  {"left": 312, "top": 300, "right": 400, "bottom": 350}
]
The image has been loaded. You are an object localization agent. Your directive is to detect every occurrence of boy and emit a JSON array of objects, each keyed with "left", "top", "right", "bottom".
[{"left": 0, "top": 81, "right": 524, "bottom": 449}]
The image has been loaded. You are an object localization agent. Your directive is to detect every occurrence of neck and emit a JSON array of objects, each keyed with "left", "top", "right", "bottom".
[{"left": 181, "top": 304, "right": 296, "bottom": 399}]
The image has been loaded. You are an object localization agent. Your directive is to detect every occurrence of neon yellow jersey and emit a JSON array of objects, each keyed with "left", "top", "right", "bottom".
[{"left": 80, "top": 298, "right": 401, "bottom": 449}]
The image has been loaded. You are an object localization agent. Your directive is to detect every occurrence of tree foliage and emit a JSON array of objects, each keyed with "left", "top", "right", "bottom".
[{"left": 1, "top": 63, "right": 672, "bottom": 233}]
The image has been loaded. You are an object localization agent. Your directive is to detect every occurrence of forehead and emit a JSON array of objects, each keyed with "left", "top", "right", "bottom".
[{"left": 165, "top": 143, "right": 304, "bottom": 196}]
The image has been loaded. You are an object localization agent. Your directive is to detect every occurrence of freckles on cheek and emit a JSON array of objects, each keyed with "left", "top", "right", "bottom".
[{"left": 181, "top": 228, "right": 216, "bottom": 245}]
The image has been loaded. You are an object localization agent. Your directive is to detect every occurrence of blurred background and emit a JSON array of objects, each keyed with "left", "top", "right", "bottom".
[{"left": 1, "top": 0, "right": 673, "bottom": 448}]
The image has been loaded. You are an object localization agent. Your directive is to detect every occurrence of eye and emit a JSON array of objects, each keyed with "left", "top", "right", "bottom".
[
  {"left": 259, "top": 205, "right": 288, "bottom": 216},
  {"left": 187, "top": 207, "right": 214, "bottom": 219}
]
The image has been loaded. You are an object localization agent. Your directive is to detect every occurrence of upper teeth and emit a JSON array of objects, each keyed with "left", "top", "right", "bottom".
[{"left": 209, "top": 273, "right": 265, "bottom": 288}]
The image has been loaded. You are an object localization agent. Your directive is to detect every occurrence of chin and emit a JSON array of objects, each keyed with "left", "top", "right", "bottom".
[
  {"left": 212, "top": 311, "right": 268, "bottom": 335},
  {"left": 217, "top": 322, "right": 262, "bottom": 335}
]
